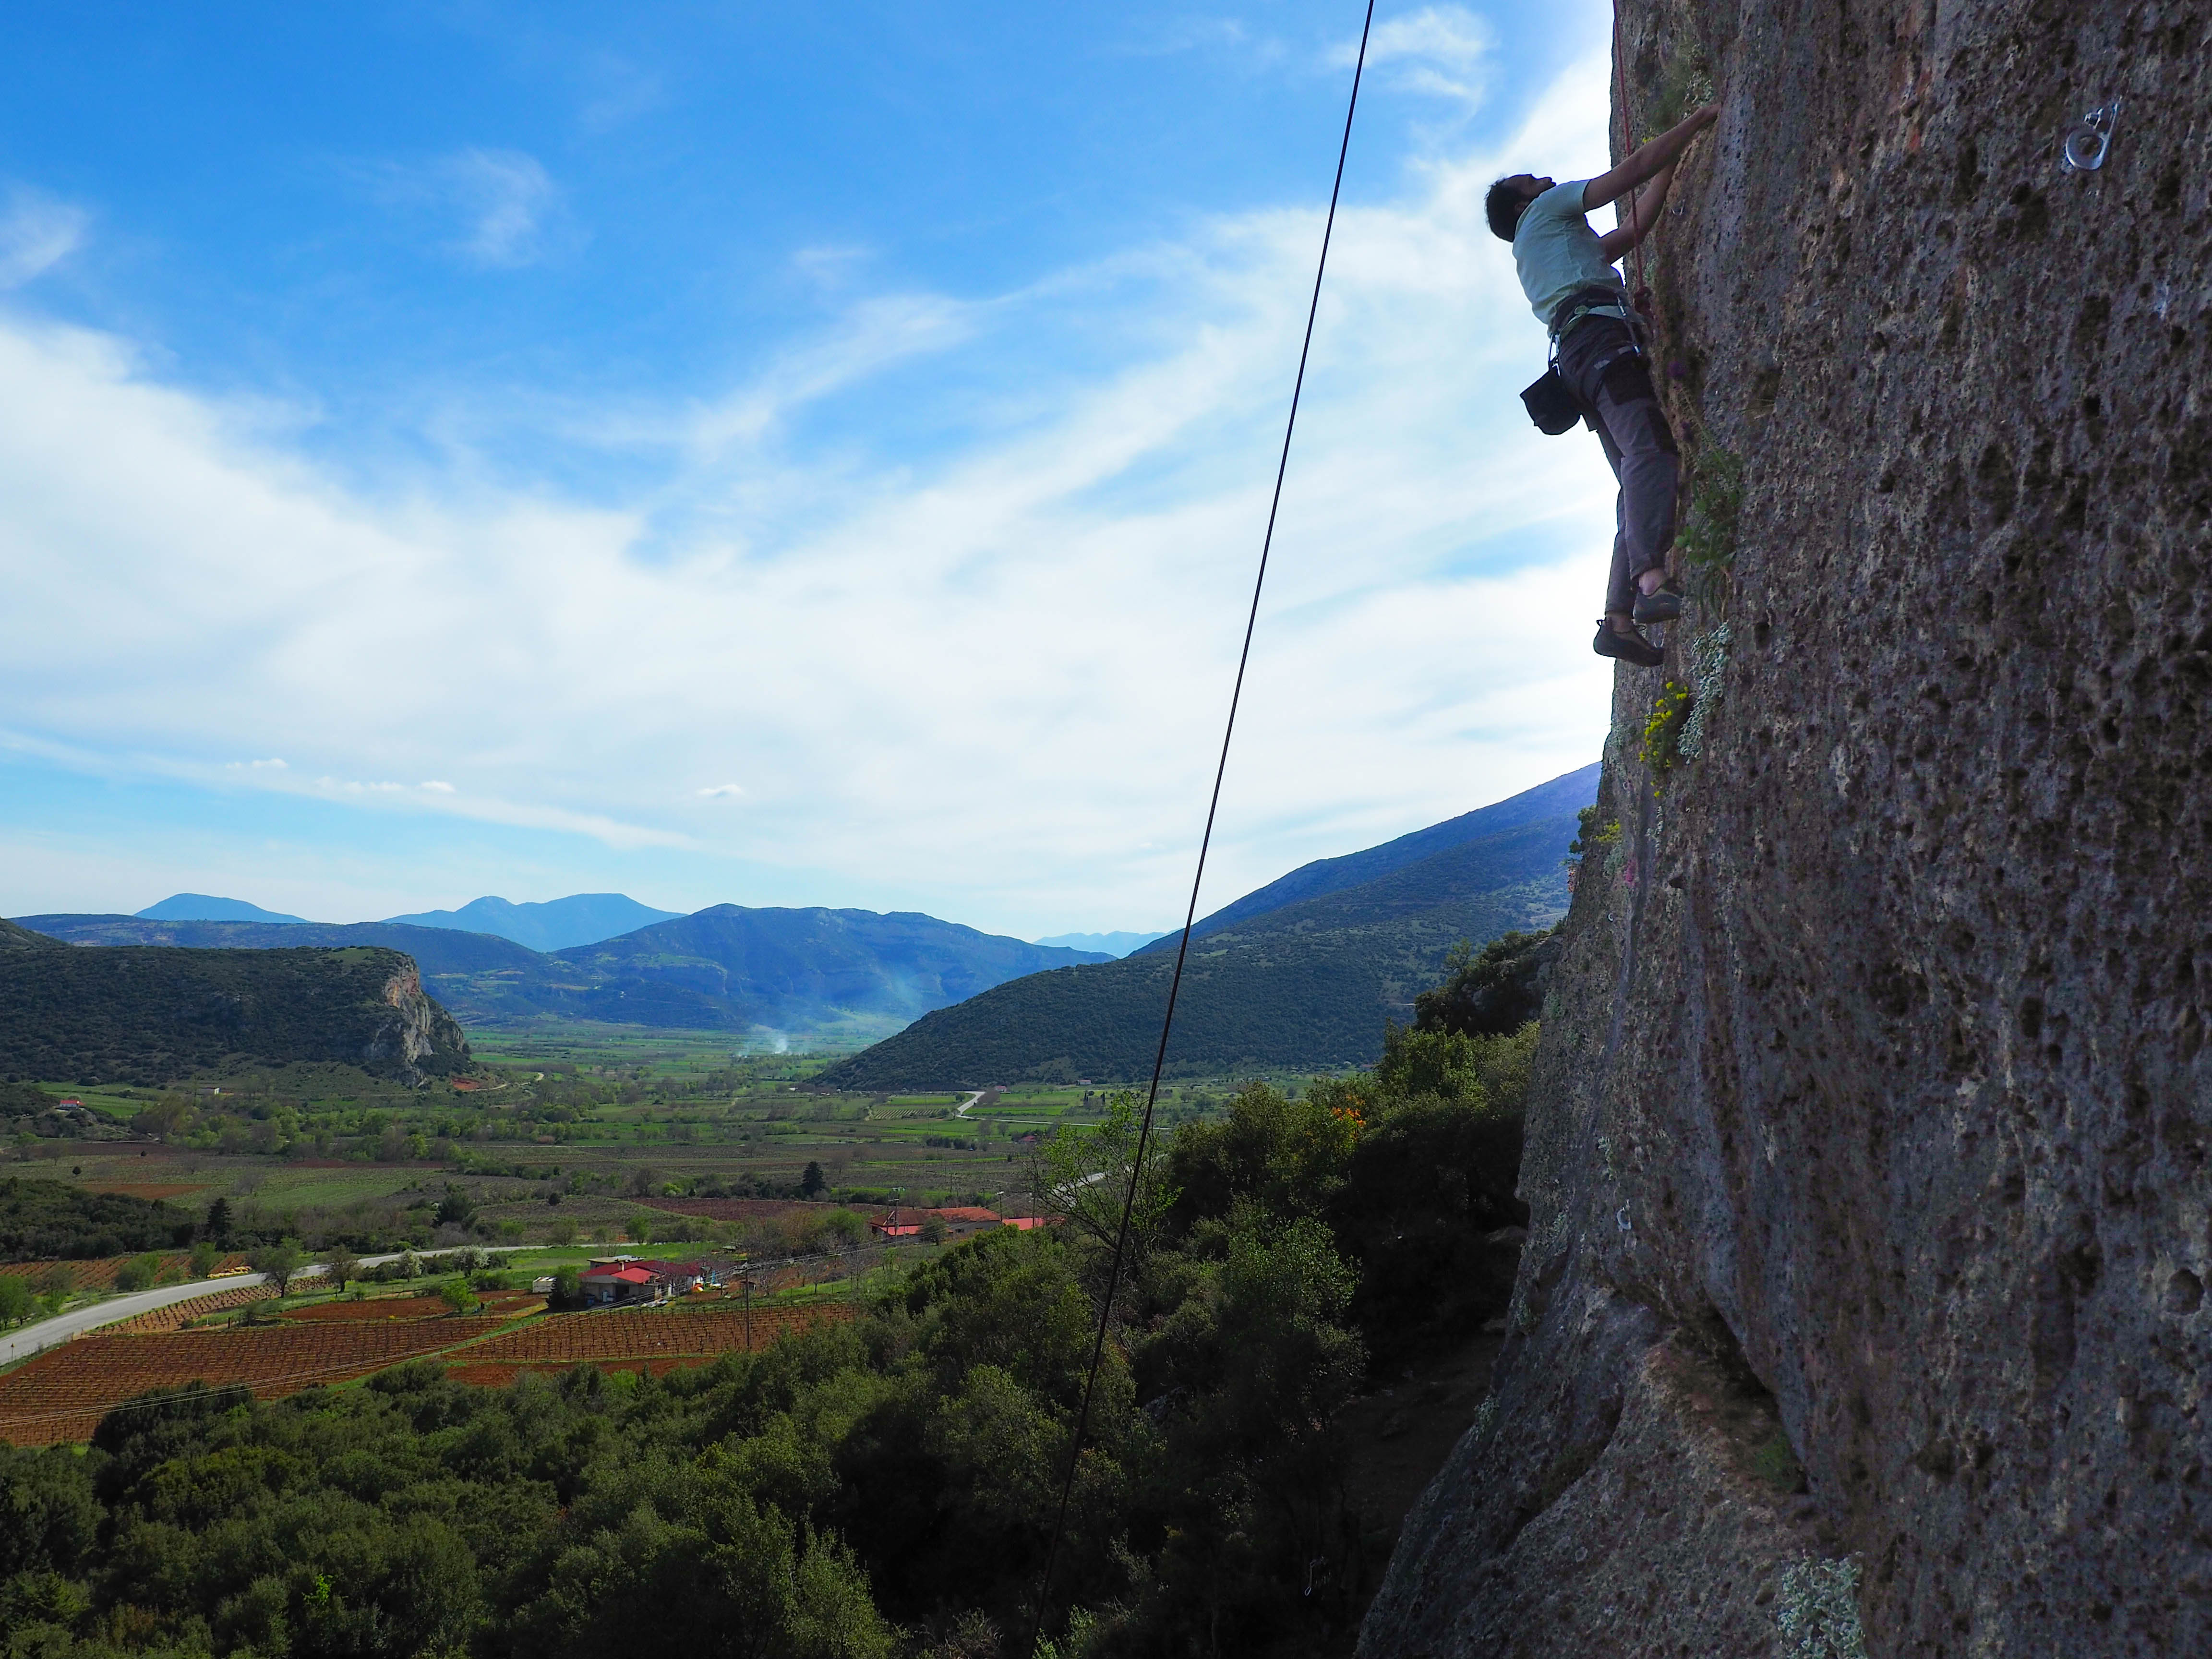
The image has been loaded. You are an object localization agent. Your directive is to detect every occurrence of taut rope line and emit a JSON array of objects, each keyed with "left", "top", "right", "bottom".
[{"left": 1019, "top": 2, "right": 1379, "bottom": 1651}]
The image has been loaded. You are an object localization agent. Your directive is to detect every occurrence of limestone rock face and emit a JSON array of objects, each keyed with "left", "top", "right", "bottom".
[
  {"left": 1360, "top": 1, "right": 2211, "bottom": 1654},
  {"left": 364, "top": 964, "right": 473, "bottom": 1086}
]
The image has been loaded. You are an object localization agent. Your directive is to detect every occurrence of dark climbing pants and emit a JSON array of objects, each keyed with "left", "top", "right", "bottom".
[{"left": 1557, "top": 315, "right": 1679, "bottom": 616}]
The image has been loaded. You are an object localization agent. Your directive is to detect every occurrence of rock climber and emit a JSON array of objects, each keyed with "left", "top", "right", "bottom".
[{"left": 1487, "top": 101, "right": 1719, "bottom": 667}]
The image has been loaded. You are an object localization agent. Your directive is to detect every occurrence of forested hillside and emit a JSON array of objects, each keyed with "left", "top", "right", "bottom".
[
  {"left": 0, "top": 1177, "right": 198, "bottom": 1260},
  {"left": 0, "top": 945, "right": 471, "bottom": 1087},
  {"left": 1137, "top": 763, "right": 1598, "bottom": 953},
  {"left": 13, "top": 908, "right": 1106, "bottom": 1038},
  {"left": 822, "top": 807, "right": 1579, "bottom": 1086}
]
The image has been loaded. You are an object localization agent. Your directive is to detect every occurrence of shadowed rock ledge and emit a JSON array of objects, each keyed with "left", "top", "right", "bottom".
[{"left": 1359, "top": 0, "right": 2211, "bottom": 1653}]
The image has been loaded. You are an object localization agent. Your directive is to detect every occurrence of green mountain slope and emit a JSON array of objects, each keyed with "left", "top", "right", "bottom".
[
  {"left": 0, "top": 944, "right": 473, "bottom": 1087},
  {"left": 1, "top": 918, "right": 67, "bottom": 952},
  {"left": 11, "top": 917, "right": 568, "bottom": 1026},
  {"left": 818, "top": 804, "right": 1583, "bottom": 1088},
  {"left": 1136, "top": 762, "right": 1599, "bottom": 952}
]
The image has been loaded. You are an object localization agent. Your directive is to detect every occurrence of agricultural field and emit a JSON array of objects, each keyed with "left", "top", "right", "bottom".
[
  {"left": 0, "top": 1317, "right": 511, "bottom": 1443},
  {"left": 7, "top": 1023, "right": 1329, "bottom": 1265},
  {"left": 0, "top": 1281, "right": 857, "bottom": 1444}
]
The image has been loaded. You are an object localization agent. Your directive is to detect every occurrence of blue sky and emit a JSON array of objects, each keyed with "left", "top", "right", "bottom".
[{"left": 0, "top": 1, "right": 1627, "bottom": 938}]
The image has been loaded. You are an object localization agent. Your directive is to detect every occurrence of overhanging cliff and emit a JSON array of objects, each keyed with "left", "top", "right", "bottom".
[{"left": 1361, "top": 1, "right": 2210, "bottom": 1654}]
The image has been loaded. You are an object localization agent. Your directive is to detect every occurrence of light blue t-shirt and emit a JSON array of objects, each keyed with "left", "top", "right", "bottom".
[{"left": 1513, "top": 179, "right": 1626, "bottom": 330}]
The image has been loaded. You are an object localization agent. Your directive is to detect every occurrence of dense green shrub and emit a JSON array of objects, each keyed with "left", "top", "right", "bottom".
[{"left": 0, "top": 1178, "right": 196, "bottom": 1262}]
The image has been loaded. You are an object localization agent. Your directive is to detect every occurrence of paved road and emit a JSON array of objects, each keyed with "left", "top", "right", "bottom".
[
  {"left": 953, "top": 1091, "right": 985, "bottom": 1118},
  {"left": 0, "top": 1246, "right": 541, "bottom": 1369}
]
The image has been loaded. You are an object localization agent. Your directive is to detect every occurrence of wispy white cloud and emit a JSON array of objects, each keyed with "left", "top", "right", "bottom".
[
  {"left": 0, "top": 188, "right": 88, "bottom": 288},
  {"left": 1130, "top": 15, "right": 1276, "bottom": 62},
  {"left": 577, "top": 54, "right": 664, "bottom": 133},
  {"left": 444, "top": 148, "right": 562, "bottom": 267},
  {"left": 0, "top": 48, "right": 1623, "bottom": 932},
  {"left": 697, "top": 784, "right": 745, "bottom": 799},
  {"left": 372, "top": 148, "right": 568, "bottom": 269},
  {"left": 1333, "top": 5, "right": 1495, "bottom": 109}
]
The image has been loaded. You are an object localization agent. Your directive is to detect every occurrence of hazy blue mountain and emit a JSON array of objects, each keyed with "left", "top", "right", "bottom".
[
  {"left": 135, "top": 893, "right": 310, "bottom": 925},
  {"left": 820, "top": 764, "right": 1597, "bottom": 1087},
  {"left": 549, "top": 907, "right": 1112, "bottom": 1034},
  {"left": 381, "top": 892, "right": 685, "bottom": 952},
  {"left": 15, "top": 904, "right": 1115, "bottom": 1039},
  {"left": 1033, "top": 931, "right": 1169, "bottom": 958},
  {"left": 1131, "top": 762, "right": 1601, "bottom": 955}
]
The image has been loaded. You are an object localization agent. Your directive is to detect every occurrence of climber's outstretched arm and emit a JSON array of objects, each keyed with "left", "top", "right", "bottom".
[
  {"left": 1582, "top": 103, "right": 1717, "bottom": 214},
  {"left": 1598, "top": 162, "right": 1676, "bottom": 260}
]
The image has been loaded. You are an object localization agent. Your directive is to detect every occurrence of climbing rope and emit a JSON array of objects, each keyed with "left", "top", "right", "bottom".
[{"left": 1018, "top": 2, "right": 1377, "bottom": 1651}]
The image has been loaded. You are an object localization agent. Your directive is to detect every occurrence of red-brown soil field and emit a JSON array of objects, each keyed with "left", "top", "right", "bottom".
[
  {"left": 0, "top": 1318, "right": 508, "bottom": 1445},
  {"left": 278, "top": 1290, "right": 544, "bottom": 1322},
  {"left": 0, "top": 1253, "right": 248, "bottom": 1292},
  {"left": 103, "top": 1284, "right": 278, "bottom": 1334},
  {"left": 461, "top": 1305, "right": 852, "bottom": 1368}
]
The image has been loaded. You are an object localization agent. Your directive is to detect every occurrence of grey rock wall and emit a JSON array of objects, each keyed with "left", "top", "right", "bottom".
[{"left": 1360, "top": 1, "right": 2210, "bottom": 1654}]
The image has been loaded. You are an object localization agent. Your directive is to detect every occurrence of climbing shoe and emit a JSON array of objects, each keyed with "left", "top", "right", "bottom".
[
  {"left": 1593, "top": 619, "right": 1664, "bottom": 668},
  {"left": 1631, "top": 580, "right": 1684, "bottom": 625}
]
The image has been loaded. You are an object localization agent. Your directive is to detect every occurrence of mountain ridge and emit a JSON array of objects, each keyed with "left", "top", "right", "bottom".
[
  {"left": 11, "top": 905, "right": 1108, "bottom": 1039},
  {"left": 1134, "top": 763, "right": 1598, "bottom": 955},
  {"left": 136, "top": 894, "right": 309, "bottom": 925},
  {"left": 381, "top": 892, "right": 684, "bottom": 952},
  {"left": 818, "top": 779, "right": 1591, "bottom": 1087}
]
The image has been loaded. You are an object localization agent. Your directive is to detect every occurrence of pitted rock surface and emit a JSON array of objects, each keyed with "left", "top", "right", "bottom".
[{"left": 1360, "top": 1, "right": 2211, "bottom": 1654}]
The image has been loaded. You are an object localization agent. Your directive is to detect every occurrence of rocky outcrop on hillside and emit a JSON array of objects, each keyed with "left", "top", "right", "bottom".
[
  {"left": 1360, "top": 1, "right": 2210, "bottom": 1655},
  {"left": 0, "top": 946, "right": 473, "bottom": 1087},
  {"left": 362, "top": 963, "right": 473, "bottom": 1085}
]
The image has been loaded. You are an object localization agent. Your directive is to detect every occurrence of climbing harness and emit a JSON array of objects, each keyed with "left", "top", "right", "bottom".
[{"left": 1019, "top": 4, "right": 1378, "bottom": 1653}]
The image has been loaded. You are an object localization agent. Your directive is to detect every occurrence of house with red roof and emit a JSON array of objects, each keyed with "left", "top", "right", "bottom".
[
  {"left": 868, "top": 1206, "right": 1004, "bottom": 1240},
  {"left": 578, "top": 1257, "right": 727, "bottom": 1305}
]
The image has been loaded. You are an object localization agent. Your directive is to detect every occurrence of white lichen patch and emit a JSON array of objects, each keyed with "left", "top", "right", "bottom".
[
  {"left": 1774, "top": 1555, "right": 1868, "bottom": 1659},
  {"left": 1677, "top": 622, "right": 1732, "bottom": 759}
]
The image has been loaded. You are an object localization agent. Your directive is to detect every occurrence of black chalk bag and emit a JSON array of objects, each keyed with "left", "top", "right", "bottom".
[{"left": 1520, "top": 365, "right": 1580, "bottom": 435}]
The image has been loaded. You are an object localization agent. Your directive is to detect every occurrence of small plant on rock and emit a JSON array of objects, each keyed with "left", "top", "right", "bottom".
[
  {"left": 1677, "top": 444, "right": 1746, "bottom": 615},
  {"left": 1639, "top": 680, "right": 1693, "bottom": 777}
]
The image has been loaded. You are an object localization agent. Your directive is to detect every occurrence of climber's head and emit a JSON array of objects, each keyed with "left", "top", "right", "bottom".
[{"left": 1486, "top": 174, "right": 1554, "bottom": 241}]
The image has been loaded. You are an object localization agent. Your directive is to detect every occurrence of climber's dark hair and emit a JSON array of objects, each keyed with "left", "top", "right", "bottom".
[{"left": 1486, "top": 177, "right": 1530, "bottom": 242}]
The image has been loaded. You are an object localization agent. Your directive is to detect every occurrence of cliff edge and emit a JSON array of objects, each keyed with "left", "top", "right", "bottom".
[{"left": 1361, "top": 1, "right": 2209, "bottom": 1654}]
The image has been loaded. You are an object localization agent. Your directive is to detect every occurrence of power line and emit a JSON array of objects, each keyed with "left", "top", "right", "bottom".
[{"left": 1020, "top": 3, "right": 1378, "bottom": 1650}]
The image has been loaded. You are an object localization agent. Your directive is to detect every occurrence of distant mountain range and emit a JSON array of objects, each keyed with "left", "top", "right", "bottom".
[
  {"left": 129, "top": 890, "right": 684, "bottom": 952},
  {"left": 382, "top": 893, "right": 684, "bottom": 952},
  {"left": 11, "top": 906, "right": 1108, "bottom": 1043},
  {"left": 137, "top": 894, "right": 308, "bottom": 925},
  {"left": 817, "top": 763, "right": 1598, "bottom": 1087},
  {"left": 1033, "top": 931, "right": 1168, "bottom": 958}
]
